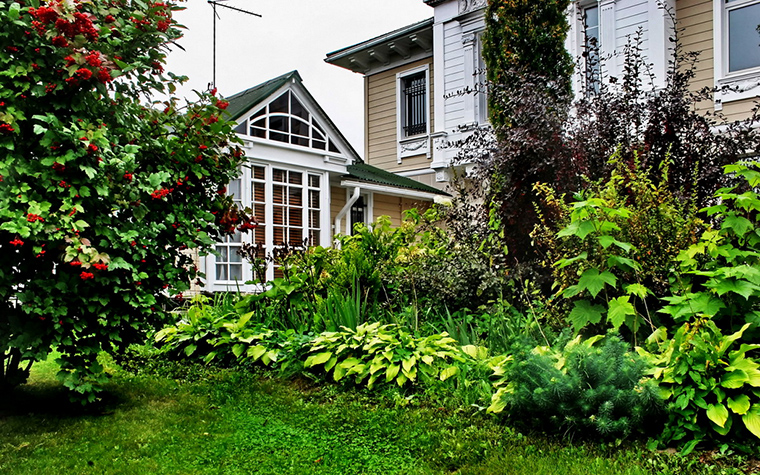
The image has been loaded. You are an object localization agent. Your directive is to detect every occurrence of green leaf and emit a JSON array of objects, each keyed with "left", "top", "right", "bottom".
[
  {"left": 711, "top": 278, "right": 760, "bottom": 300},
  {"left": 232, "top": 344, "right": 245, "bottom": 359},
  {"left": 577, "top": 268, "right": 617, "bottom": 298},
  {"left": 607, "top": 296, "right": 635, "bottom": 330},
  {"left": 184, "top": 344, "right": 197, "bottom": 357},
  {"left": 440, "top": 366, "right": 459, "bottom": 381},
  {"left": 728, "top": 394, "right": 751, "bottom": 415},
  {"left": 706, "top": 403, "right": 729, "bottom": 428},
  {"left": 246, "top": 345, "right": 266, "bottom": 361},
  {"left": 723, "top": 214, "right": 753, "bottom": 237},
  {"left": 568, "top": 300, "right": 605, "bottom": 332},
  {"left": 304, "top": 351, "right": 332, "bottom": 368},
  {"left": 385, "top": 363, "right": 400, "bottom": 382},
  {"left": 625, "top": 283, "right": 651, "bottom": 299},
  {"left": 742, "top": 405, "right": 760, "bottom": 439},
  {"left": 721, "top": 370, "right": 749, "bottom": 389}
]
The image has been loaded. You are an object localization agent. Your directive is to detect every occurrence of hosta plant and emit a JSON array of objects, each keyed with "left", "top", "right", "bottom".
[
  {"left": 302, "top": 322, "right": 462, "bottom": 388},
  {"left": 639, "top": 320, "right": 760, "bottom": 454}
]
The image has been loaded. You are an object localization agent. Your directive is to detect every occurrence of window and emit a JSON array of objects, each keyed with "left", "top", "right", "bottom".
[
  {"left": 724, "top": 0, "right": 760, "bottom": 74},
  {"left": 234, "top": 90, "right": 342, "bottom": 154},
  {"left": 583, "top": 4, "right": 601, "bottom": 94},
  {"left": 401, "top": 71, "right": 427, "bottom": 137},
  {"left": 210, "top": 163, "right": 327, "bottom": 287}
]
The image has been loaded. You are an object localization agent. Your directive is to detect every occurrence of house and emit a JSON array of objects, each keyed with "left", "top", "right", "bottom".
[
  {"left": 201, "top": 70, "right": 448, "bottom": 292},
  {"left": 324, "top": 0, "right": 760, "bottom": 184}
]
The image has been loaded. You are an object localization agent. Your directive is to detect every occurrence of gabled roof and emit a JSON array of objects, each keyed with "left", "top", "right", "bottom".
[
  {"left": 223, "top": 70, "right": 361, "bottom": 162},
  {"left": 224, "top": 70, "right": 300, "bottom": 122},
  {"left": 345, "top": 163, "right": 450, "bottom": 196}
]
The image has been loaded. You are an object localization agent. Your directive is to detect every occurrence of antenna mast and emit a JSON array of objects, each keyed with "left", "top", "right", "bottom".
[{"left": 208, "top": 0, "right": 261, "bottom": 88}]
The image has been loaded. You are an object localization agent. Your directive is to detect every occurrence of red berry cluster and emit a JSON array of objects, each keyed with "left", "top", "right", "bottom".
[
  {"left": 80, "top": 271, "right": 94, "bottom": 280},
  {"left": 151, "top": 187, "right": 173, "bottom": 199},
  {"left": 52, "top": 162, "right": 66, "bottom": 172},
  {"left": 93, "top": 263, "right": 108, "bottom": 271},
  {"left": 9, "top": 238, "right": 24, "bottom": 247},
  {"left": 26, "top": 213, "right": 44, "bottom": 223},
  {"left": 0, "top": 123, "right": 14, "bottom": 134}
]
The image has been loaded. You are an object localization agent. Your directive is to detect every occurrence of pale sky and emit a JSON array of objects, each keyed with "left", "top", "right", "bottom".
[{"left": 165, "top": 0, "right": 434, "bottom": 155}]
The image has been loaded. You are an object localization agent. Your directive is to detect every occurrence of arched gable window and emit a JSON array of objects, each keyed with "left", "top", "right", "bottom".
[{"left": 235, "top": 90, "right": 342, "bottom": 154}]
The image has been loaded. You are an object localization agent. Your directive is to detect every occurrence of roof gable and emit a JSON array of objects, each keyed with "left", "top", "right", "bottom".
[{"left": 224, "top": 71, "right": 360, "bottom": 162}]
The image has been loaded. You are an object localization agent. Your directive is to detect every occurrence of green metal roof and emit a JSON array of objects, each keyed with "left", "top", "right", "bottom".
[
  {"left": 345, "top": 163, "right": 449, "bottom": 196},
  {"left": 224, "top": 70, "right": 300, "bottom": 121}
]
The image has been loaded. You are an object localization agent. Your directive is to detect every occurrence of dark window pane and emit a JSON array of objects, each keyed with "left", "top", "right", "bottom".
[
  {"left": 289, "top": 172, "right": 303, "bottom": 185},
  {"left": 288, "top": 208, "right": 303, "bottom": 227},
  {"left": 254, "top": 203, "right": 266, "bottom": 223},
  {"left": 402, "top": 72, "right": 426, "bottom": 137},
  {"left": 253, "top": 182, "right": 266, "bottom": 203},
  {"left": 229, "top": 264, "right": 243, "bottom": 281},
  {"left": 273, "top": 169, "right": 286, "bottom": 183},
  {"left": 288, "top": 228, "right": 304, "bottom": 246},
  {"left": 291, "top": 136, "right": 310, "bottom": 147},
  {"left": 310, "top": 209, "right": 320, "bottom": 228},
  {"left": 289, "top": 187, "right": 303, "bottom": 207},
  {"left": 309, "top": 190, "right": 320, "bottom": 209},
  {"left": 309, "top": 175, "right": 320, "bottom": 188},
  {"left": 313, "top": 140, "right": 326, "bottom": 150},
  {"left": 273, "top": 185, "right": 285, "bottom": 204},
  {"left": 270, "top": 132, "right": 288, "bottom": 143},
  {"left": 234, "top": 122, "right": 247, "bottom": 134},
  {"left": 328, "top": 140, "right": 340, "bottom": 154},
  {"left": 253, "top": 165, "right": 265, "bottom": 181},
  {"left": 291, "top": 118, "right": 310, "bottom": 137},
  {"left": 273, "top": 226, "right": 284, "bottom": 244},
  {"left": 251, "top": 127, "right": 266, "bottom": 138},
  {"left": 252, "top": 118, "right": 266, "bottom": 129},
  {"left": 270, "top": 92, "right": 289, "bottom": 113},
  {"left": 312, "top": 118, "right": 325, "bottom": 134},
  {"left": 270, "top": 116, "right": 288, "bottom": 133},
  {"left": 291, "top": 95, "right": 308, "bottom": 120}
]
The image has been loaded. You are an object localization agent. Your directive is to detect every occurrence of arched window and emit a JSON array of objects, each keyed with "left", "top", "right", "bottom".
[{"left": 235, "top": 91, "right": 342, "bottom": 154}]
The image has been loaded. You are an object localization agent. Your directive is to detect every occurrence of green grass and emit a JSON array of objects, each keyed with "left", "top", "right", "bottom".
[{"left": 0, "top": 356, "right": 752, "bottom": 475}]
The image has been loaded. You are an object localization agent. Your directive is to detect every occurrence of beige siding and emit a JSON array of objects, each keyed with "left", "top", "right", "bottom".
[
  {"left": 372, "top": 193, "right": 404, "bottom": 226},
  {"left": 330, "top": 186, "right": 346, "bottom": 225},
  {"left": 678, "top": 0, "right": 715, "bottom": 113},
  {"left": 366, "top": 57, "right": 434, "bottom": 174}
]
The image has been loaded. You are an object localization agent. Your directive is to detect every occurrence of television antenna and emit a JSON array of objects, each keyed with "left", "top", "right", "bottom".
[{"left": 207, "top": 0, "right": 261, "bottom": 88}]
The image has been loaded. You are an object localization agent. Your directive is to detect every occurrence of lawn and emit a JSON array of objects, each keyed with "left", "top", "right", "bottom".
[{"left": 0, "top": 355, "right": 751, "bottom": 475}]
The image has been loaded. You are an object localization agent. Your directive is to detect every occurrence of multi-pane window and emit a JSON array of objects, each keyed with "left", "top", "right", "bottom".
[
  {"left": 235, "top": 90, "right": 341, "bottom": 154},
  {"left": 583, "top": 4, "right": 601, "bottom": 94},
  {"left": 402, "top": 72, "right": 427, "bottom": 137},
  {"left": 212, "top": 164, "right": 325, "bottom": 286},
  {"left": 215, "top": 176, "right": 244, "bottom": 282},
  {"left": 725, "top": 0, "right": 760, "bottom": 73}
]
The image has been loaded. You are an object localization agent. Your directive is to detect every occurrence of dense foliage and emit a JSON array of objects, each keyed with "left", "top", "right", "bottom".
[
  {"left": 0, "top": 0, "right": 247, "bottom": 400},
  {"left": 482, "top": 0, "right": 573, "bottom": 128}
]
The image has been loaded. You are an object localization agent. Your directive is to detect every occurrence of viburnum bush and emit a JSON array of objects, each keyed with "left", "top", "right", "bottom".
[{"left": 0, "top": 0, "right": 250, "bottom": 401}]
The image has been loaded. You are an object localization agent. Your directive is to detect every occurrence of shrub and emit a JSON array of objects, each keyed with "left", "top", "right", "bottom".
[
  {"left": 488, "top": 333, "right": 662, "bottom": 441},
  {"left": 0, "top": 0, "right": 249, "bottom": 401}
]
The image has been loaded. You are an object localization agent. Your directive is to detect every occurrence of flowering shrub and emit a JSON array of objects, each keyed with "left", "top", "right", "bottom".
[{"left": 0, "top": 0, "right": 249, "bottom": 401}]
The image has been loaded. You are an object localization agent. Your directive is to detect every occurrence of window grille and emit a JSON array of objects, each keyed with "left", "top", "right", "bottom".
[{"left": 402, "top": 72, "right": 427, "bottom": 137}]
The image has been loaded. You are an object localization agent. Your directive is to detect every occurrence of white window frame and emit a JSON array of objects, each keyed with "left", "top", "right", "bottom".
[
  {"left": 568, "top": 0, "right": 617, "bottom": 97},
  {"left": 396, "top": 64, "right": 431, "bottom": 162},
  {"left": 713, "top": 0, "right": 760, "bottom": 109},
  {"left": 207, "top": 162, "right": 330, "bottom": 291}
]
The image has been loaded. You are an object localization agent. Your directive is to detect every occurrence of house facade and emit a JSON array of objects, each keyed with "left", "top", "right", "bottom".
[
  {"left": 202, "top": 71, "right": 448, "bottom": 292},
  {"left": 325, "top": 0, "right": 760, "bottom": 187}
]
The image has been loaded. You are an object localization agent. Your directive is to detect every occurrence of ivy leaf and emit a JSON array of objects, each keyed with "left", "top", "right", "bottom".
[
  {"left": 608, "top": 296, "right": 635, "bottom": 330},
  {"left": 577, "top": 268, "right": 617, "bottom": 298},
  {"left": 568, "top": 300, "right": 605, "bottom": 332},
  {"left": 706, "top": 403, "right": 729, "bottom": 428}
]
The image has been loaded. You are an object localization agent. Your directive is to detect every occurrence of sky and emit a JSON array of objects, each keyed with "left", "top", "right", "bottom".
[{"left": 165, "top": 0, "right": 434, "bottom": 155}]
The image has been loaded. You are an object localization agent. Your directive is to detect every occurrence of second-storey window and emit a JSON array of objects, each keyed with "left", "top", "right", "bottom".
[
  {"left": 583, "top": 4, "right": 601, "bottom": 94},
  {"left": 401, "top": 72, "right": 427, "bottom": 137},
  {"left": 725, "top": 0, "right": 760, "bottom": 74}
]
